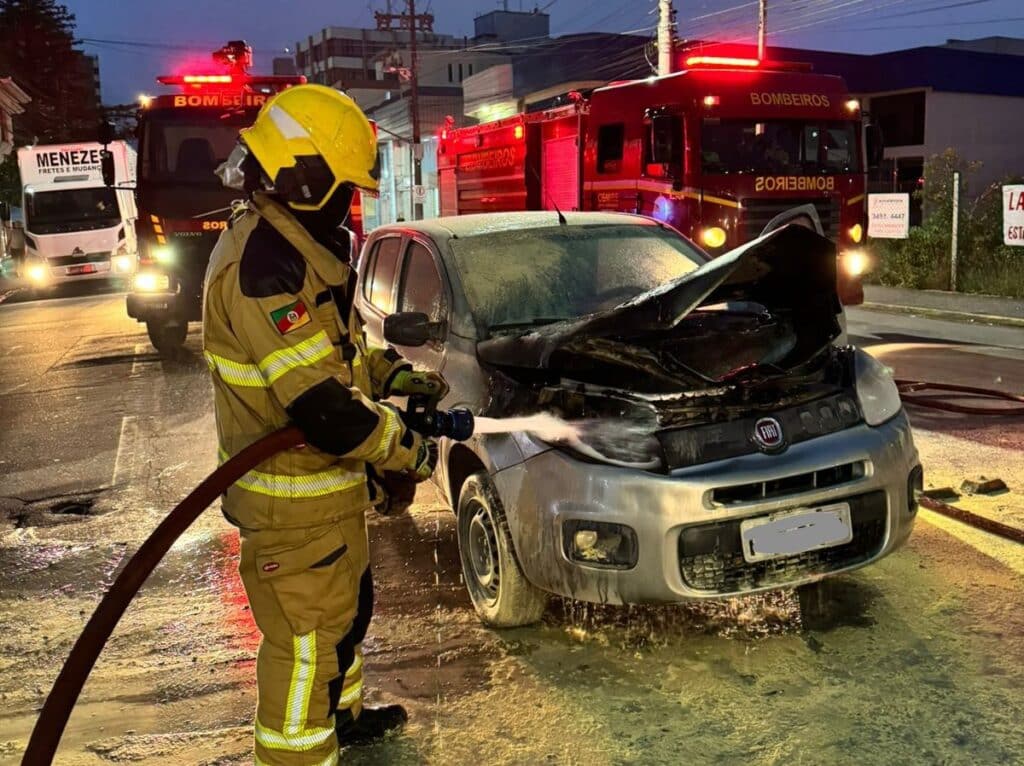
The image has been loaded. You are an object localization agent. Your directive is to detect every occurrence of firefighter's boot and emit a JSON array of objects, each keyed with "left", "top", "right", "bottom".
[{"left": 337, "top": 704, "right": 409, "bottom": 746}]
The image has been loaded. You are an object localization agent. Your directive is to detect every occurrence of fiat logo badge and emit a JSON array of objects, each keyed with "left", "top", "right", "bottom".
[{"left": 753, "top": 417, "right": 785, "bottom": 452}]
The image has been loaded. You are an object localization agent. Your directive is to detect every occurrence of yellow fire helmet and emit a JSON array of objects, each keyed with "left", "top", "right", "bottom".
[{"left": 239, "top": 84, "right": 379, "bottom": 211}]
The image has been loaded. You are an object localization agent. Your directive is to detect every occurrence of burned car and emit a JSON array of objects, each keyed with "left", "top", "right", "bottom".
[{"left": 357, "top": 212, "right": 921, "bottom": 627}]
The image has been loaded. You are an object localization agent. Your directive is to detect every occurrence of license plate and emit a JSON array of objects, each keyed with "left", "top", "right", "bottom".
[
  {"left": 68, "top": 264, "right": 97, "bottom": 275},
  {"left": 739, "top": 503, "right": 853, "bottom": 563}
]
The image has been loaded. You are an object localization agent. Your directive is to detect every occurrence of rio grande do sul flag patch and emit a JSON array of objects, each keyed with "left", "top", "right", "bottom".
[{"left": 270, "top": 300, "right": 311, "bottom": 335}]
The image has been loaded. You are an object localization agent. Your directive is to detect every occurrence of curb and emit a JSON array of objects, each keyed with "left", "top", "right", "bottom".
[
  {"left": 863, "top": 285, "right": 1024, "bottom": 322},
  {"left": 859, "top": 301, "right": 1024, "bottom": 329}
]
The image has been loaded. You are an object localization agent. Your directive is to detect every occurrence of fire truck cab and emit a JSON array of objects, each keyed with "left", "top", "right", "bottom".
[{"left": 438, "top": 56, "right": 871, "bottom": 304}]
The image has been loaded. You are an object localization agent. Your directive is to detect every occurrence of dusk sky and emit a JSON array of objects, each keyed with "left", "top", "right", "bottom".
[{"left": 64, "top": 0, "right": 1024, "bottom": 104}]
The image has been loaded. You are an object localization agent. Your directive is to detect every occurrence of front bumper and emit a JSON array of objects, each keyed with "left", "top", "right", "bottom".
[
  {"left": 28, "top": 257, "right": 132, "bottom": 286},
  {"left": 492, "top": 411, "right": 919, "bottom": 604},
  {"left": 126, "top": 284, "right": 201, "bottom": 323}
]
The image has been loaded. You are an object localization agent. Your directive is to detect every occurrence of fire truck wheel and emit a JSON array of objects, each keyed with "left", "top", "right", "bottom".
[
  {"left": 457, "top": 472, "right": 548, "bottom": 628},
  {"left": 146, "top": 320, "right": 187, "bottom": 354}
]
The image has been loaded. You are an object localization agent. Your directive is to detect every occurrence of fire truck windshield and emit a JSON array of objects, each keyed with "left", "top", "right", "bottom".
[
  {"left": 139, "top": 109, "right": 254, "bottom": 186},
  {"left": 701, "top": 119, "right": 859, "bottom": 176},
  {"left": 25, "top": 187, "right": 121, "bottom": 234}
]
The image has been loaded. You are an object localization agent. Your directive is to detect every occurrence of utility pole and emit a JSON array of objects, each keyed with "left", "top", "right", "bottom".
[
  {"left": 657, "top": 0, "right": 674, "bottom": 76},
  {"left": 757, "top": 0, "right": 767, "bottom": 60},
  {"left": 376, "top": 4, "right": 433, "bottom": 220},
  {"left": 408, "top": 0, "right": 422, "bottom": 220}
]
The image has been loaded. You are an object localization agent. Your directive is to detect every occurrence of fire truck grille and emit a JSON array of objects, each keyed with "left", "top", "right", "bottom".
[
  {"left": 739, "top": 197, "right": 841, "bottom": 241},
  {"left": 677, "top": 490, "right": 887, "bottom": 594}
]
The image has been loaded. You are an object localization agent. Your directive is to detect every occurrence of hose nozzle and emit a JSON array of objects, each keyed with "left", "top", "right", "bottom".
[{"left": 425, "top": 407, "right": 474, "bottom": 441}]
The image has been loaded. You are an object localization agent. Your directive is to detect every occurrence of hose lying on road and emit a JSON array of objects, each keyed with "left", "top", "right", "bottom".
[
  {"left": 21, "top": 426, "right": 305, "bottom": 766},
  {"left": 896, "top": 379, "right": 1024, "bottom": 416},
  {"left": 919, "top": 496, "right": 1024, "bottom": 545}
]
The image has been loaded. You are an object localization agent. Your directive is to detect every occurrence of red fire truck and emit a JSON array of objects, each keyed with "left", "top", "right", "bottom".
[
  {"left": 438, "top": 55, "right": 877, "bottom": 304},
  {"left": 128, "top": 42, "right": 369, "bottom": 353}
]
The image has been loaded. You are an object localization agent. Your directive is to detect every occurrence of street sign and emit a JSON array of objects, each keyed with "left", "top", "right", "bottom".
[
  {"left": 868, "top": 193, "right": 910, "bottom": 239},
  {"left": 413, "top": 185, "right": 427, "bottom": 202},
  {"left": 1003, "top": 185, "right": 1024, "bottom": 246}
]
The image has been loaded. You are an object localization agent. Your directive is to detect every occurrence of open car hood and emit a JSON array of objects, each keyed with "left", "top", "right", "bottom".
[{"left": 476, "top": 225, "right": 842, "bottom": 385}]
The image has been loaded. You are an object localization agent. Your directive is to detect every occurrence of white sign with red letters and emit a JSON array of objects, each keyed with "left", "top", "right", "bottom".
[
  {"left": 868, "top": 193, "right": 910, "bottom": 239},
  {"left": 1003, "top": 185, "right": 1024, "bottom": 246}
]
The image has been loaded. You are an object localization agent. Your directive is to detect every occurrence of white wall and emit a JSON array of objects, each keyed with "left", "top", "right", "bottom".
[{"left": 925, "top": 91, "right": 1024, "bottom": 190}]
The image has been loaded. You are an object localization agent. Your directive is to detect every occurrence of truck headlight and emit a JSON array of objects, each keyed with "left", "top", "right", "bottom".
[
  {"left": 855, "top": 350, "right": 902, "bottom": 426},
  {"left": 701, "top": 226, "right": 728, "bottom": 249},
  {"left": 111, "top": 254, "right": 135, "bottom": 273},
  {"left": 841, "top": 250, "right": 869, "bottom": 277},
  {"left": 153, "top": 246, "right": 175, "bottom": 265},
  {"left": 133, "top": 272, "right": 170, "bottom": 292},
  {"left": 27, "top": 262, "right": 49, "bottom": 286}
]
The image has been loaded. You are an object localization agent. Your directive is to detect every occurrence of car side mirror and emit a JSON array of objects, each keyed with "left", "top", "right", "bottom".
[
  {"left": 100, "top": 150, "right": 116, "bottom": 188},
  {"left": 384, "top": 311, "right": 446, "bottom": 347}
]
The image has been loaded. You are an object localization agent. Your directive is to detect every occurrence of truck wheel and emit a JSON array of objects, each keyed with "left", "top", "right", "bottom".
[
  {"left": 146, "top": 320, "right": 187, "bottom": 354},
  {"left": 457, "top": 471, "right": 547, "bottom": 628}
]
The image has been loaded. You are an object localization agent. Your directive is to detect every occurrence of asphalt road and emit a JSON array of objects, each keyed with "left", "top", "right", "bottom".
[{"left": 0, "top": 291, "right": 1021, "bottom": 765}]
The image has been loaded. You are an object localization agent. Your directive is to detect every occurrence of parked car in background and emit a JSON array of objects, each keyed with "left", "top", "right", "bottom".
[{"left": 357, "top": 211, "right": 921, "bottom": 627}]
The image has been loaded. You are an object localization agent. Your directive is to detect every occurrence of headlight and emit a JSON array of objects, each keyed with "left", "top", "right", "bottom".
[
  {"left": 855, "top": 350, "right": 902, "bottom": 426},
  {"left": 111, "top": 254, "right": 135, "bottom": 273},
  {"left": 555, "top": 417, "right": 663, "bottom": 470},
  {"left": 701, "top": 226, "right": 728, "bottom": 249},
  {"left": 153, "top": 246, "right": 175, "bottom": 265},
  {"left": 848, "top": 223, "right": 863, "bottom": 243},
  {"left": 26, "top": 262, "right": 49, "bottom": 285},
  {"left": 841, "top": 250, "right": 869, "bottom": 278},
  {"left": 133, "top": 272, "right": 170, "bottom": 292}
]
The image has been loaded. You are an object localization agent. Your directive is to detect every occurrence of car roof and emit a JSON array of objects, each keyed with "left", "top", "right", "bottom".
[{"left": 373, "top": 211, "right": 658, "bottom": 241}]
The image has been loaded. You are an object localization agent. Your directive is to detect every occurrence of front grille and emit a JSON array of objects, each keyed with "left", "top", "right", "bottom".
[
  {"left": 711, "top": 461, "right": 866, "bottom": 506},
  {"left": 678, "top": 491, "right": 887, "bottom": 594},
  {"left": 740, "top": 197, "right": 841, "bottom": 241},
  {"left": 657, "top": 392, "right": 862, "bottom": 471},
  {"left": 49, "top": 252, "right": 110, "bottom": 267}
]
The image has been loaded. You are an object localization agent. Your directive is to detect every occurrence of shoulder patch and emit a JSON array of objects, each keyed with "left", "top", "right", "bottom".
[{"left": 239, "top": 218, "right": 307, "bottom": 298}]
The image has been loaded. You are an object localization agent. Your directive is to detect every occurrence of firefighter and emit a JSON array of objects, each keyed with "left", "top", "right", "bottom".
[{"left": 203, "top": 84, "right": 448, "bottom": 765}]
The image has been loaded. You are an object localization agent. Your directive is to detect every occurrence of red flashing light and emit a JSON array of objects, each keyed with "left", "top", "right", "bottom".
[
  {"left": 703, "top": 95, "right": 720, "bottom": 107},
  {"left": 184, "top": 74, "right": 233, "bottom": 84},
  {"left": 686, "top": 56, "right": 760, "bottom": 68}
]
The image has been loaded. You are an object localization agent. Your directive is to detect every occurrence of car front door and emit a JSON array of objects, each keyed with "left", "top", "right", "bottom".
[{"left": 391, "top": 235, "right": 449, "bottom": 374}]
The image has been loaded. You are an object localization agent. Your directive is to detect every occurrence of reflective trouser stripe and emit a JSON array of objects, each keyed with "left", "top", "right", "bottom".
[
  {"left": 258, "top": 331, "right": 334, "bottom": 385},
  {"left": 204, "top": 351, "right": 266, "bottom": 388},
  {"left": 285, "top": 632, "right": 316, "bottom": 735},
  {"left": 219, "top": 448, "right": 366, "bottom": 499},
  {"left": 338, "top": 643, "right": 364, "bottom": 710},
  {"left": 254, "top": 720, "right": 335, "bottom": 752},
  {"left": 256, "top": 750, "right": 339, "bottom": 766}
]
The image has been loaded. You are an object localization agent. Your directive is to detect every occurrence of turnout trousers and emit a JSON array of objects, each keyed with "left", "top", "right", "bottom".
[{"left": 238, "top": 513, "right": 374, "bottom": 765}]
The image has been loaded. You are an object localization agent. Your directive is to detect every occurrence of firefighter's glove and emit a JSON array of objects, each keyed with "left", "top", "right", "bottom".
[
  {"left": 388, "top": 369, "right": 450, "bottom": 403},
  {"left": 408, "top": 438, "right": 439, "bottom": 483}
]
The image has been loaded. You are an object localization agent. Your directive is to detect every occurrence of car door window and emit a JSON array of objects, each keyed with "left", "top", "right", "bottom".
[
  {"left": 398, "top": 241, "right": 445, "bottom": 321},
  {"left": 368, "top": 236, "right": 401, "bottom": 312}
]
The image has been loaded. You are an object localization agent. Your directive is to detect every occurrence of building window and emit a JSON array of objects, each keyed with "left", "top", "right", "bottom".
[
  {"left": 448, "top": 63, "right": 454, "bottom": 83},
  {"left": 458, "top": 63, "right": 463, "bottom": 81},
  {"left": 467, "top": 63, "right": 473, "bottom": 76},
  {"left": 870, "top": 91, "right": 926, "bottom": 147},
  {"left": 596, "top": 123, "right": 625, "bottom": 174}
]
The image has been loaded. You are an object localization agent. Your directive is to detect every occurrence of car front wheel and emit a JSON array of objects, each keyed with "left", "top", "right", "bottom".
[
  {"left": 457, "top": 471, "right": 547, "bottom": 628},
  {"left": 146, "top": 320, "right": 187, "bottom": 355}
]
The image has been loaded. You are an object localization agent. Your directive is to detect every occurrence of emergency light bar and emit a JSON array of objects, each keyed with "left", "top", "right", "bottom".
[
  {"left": 156, "top": 73, "right": 306, "bottom": 89},
  {"left": 684, "top": 55, "right": 813, "bottom": 73}
]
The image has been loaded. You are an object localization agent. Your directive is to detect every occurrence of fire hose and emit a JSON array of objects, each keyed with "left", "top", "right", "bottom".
[
  {"left": 22, "top": 402, "right": 476, "bottom": 765},
  {"left": 895, "top": 379, "right": 1024, "bottom": 416}
]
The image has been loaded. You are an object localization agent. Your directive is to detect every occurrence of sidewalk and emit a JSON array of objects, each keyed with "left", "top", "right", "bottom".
[{"left": 863, "top": 285, "right": 1024, "bottom": 326}]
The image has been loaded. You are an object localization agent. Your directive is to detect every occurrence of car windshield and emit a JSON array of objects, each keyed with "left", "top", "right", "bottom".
[
  {"left": 24, "top": 187, "right": 121, "bottom": 233},
  {"left": 448, "top": 223, "right": 706, "bottom": 329},
  {"left": 702, "top": 119, "right": 859, "bottom": 175},
  {"left": 140, "top": 108, "right": 256, "bottom": 186}
]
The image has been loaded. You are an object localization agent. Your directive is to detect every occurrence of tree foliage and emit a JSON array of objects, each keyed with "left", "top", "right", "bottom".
[{"left": 0, "top": 0, "right": 99, "bottom": 144}]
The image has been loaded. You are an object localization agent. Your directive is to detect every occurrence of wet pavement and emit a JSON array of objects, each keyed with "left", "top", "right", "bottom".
[{"left": 0, "top": 292, "right": 1022, "bottom": 765}]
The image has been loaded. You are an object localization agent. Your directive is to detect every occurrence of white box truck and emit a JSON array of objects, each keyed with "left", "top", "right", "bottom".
[{"left": 17, "top": 141, "right": 137, "bottom": 290}]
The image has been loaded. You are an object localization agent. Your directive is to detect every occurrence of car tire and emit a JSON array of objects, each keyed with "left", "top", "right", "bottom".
[
  {"left": 146, "top": 320, "right": 187, "bottom": 355},
  {"left": 457, "top": 471, "right": 547, "bottom": 628}
]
